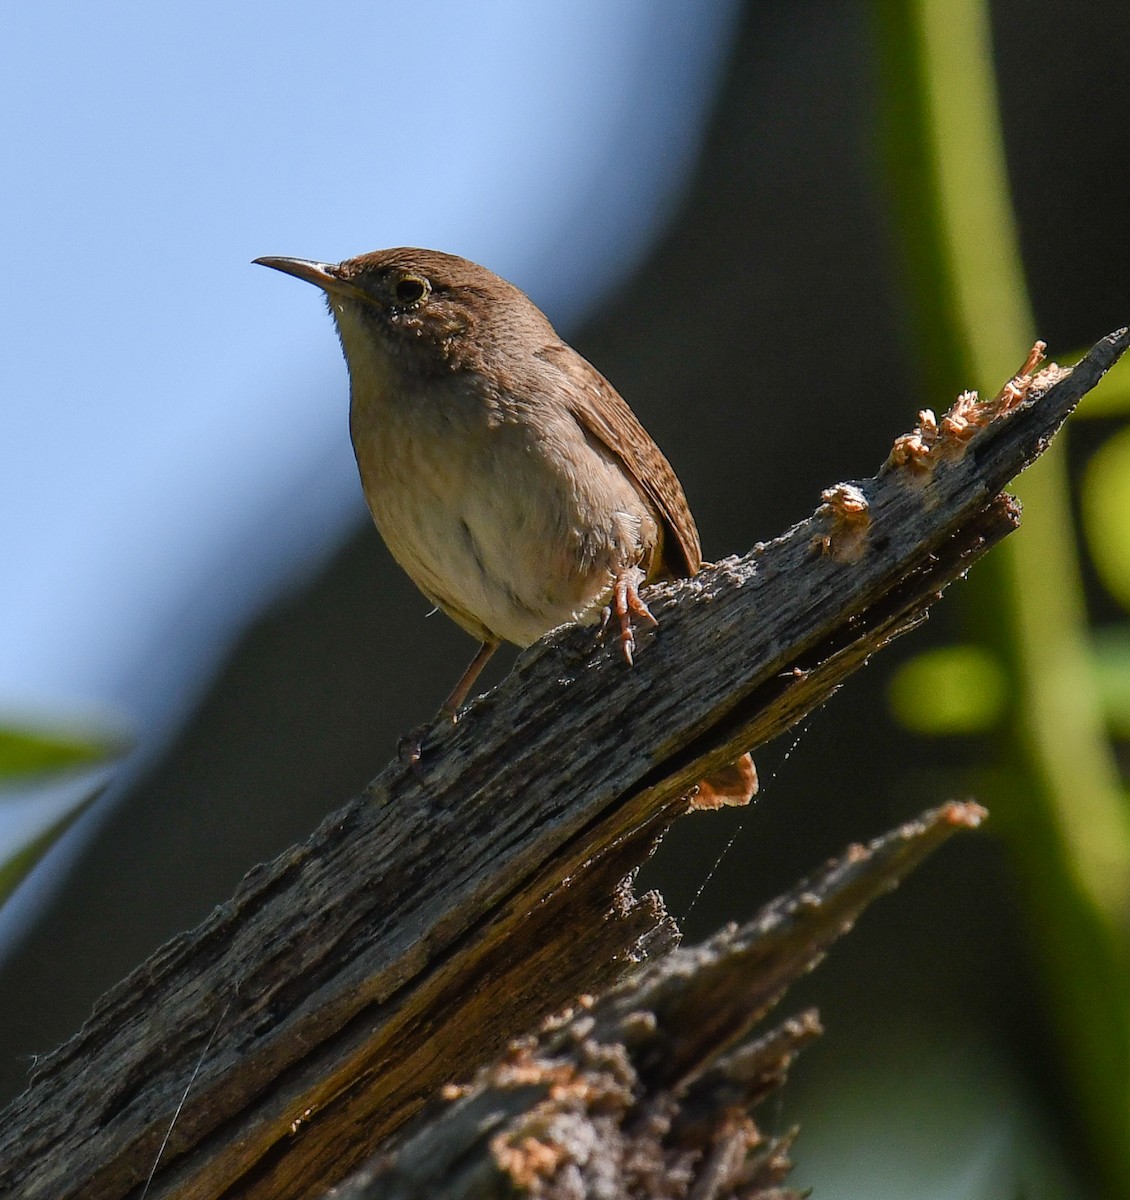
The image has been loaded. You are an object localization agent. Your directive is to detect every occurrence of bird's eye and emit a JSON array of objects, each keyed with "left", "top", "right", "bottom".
[{"left": 394, "top": 275, "right": 428, "bottom": 305}]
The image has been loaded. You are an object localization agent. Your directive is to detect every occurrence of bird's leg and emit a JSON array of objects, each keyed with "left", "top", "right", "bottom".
[
  {"left": 399, "top": 638, "right": 500, "bottom": 766},
  {"left": 439, "top": 638, "right": 500, "bottom": 716},
  {"left": 610, "top": 566, "right": 658, "bottom": 666}
]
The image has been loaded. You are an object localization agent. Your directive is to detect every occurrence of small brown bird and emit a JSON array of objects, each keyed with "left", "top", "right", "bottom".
[{"left": 255, "top": 248, "right": 755, "bottom": 806}]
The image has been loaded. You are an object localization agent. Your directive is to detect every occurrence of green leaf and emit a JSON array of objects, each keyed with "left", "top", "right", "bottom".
[
  {"left": 0, "top": 785, "right": 104, "bottom": 907},
  {"left": 0, "top": 725, "right": 128, "bottom": 782},
  {"left": 1082, "top": 427, "right": 1130, "bottom": 612},
  {"left": 888, "top": 644, "right": 1007, "bottom": 734}
]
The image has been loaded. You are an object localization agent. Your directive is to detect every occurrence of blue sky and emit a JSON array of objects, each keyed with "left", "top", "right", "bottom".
[{"left": 0, "top": 3, "right": 740, "bottom": 915}]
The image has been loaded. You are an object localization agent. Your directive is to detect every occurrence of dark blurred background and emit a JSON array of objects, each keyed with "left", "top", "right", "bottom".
[{"left": 3, "top": 3, "right": 1129, "bottom": 1197}]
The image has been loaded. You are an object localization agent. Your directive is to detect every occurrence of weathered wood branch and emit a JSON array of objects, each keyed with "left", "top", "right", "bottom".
[
  {"left": 327, "top": 803, "right": 984, "bottom": 1200},
  {"left": 2, "top": 331, "right": 1126, "bottom": 1200}
]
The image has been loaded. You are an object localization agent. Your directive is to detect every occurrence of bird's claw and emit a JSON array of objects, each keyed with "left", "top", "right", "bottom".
[
  {"left": 397, "top": 735, "right": 422, "bottom": 767},
  {"left": 609, "top": 566, "right": 657, "bottom": 667},
  {"left": 397, "top": 722, "right": 432, "bottom": 770}
]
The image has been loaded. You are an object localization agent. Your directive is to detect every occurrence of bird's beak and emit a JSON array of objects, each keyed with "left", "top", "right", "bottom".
[{"left": 253, "top": 256, "right": 364, "bottom": 301}]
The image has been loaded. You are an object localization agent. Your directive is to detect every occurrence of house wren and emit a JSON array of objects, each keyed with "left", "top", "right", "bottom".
[{"left": 255, "top": 248, "right": 755, "bottom": 807}]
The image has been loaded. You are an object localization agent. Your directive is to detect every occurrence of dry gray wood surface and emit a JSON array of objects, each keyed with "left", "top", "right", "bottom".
[
  {"left": 1, "top": 330, "right": 1126, "bottom": 1200},
  {"left": 329, "top": 803, "right": 983, "bottom": 1200}
]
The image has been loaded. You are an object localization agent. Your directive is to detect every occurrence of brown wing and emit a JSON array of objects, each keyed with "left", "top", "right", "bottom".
[{"left": 540, "top": 342, "right": 702, "bottom": 578}]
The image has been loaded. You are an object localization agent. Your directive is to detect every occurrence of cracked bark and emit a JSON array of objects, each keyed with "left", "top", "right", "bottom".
[
  {"left": 1, "top": 330, "right": 1126, "bottom": 1200},
  {"left": 331, "top": 803, "right": 983, "bottom": 1200}
]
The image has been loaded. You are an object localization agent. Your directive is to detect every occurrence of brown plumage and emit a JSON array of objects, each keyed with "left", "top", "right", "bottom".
[
  {"left": 535, "top": 341, "right": 703, "bottom": 579},
  {"left": 255, "top": 248, "right": 755, "bottom": 806}
]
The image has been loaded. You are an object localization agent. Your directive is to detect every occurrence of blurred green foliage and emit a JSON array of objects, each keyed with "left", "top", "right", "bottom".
[
  {"left": 0, "top": 788, "right": 104, "bottom": 906},
  {"left": 0, "top": 723, "right": 125, "bottom": 907},
  {"left": 1090, "top": 627, "right": 1130, "bottom": 740},
  {"left": 1083, "top": 425, "right": 1130, "bottom": 614},
  {"left": 875, "top": 0, "right": 1130, "bottom": 1195},
  {"left": 0, "top": 727, "right": 124, "bottom": 778},
  {"left": 888, "top": 644, "right": 1006, "bottom": 734},
  {"left": 1077, "top": 355, "right": 1130, "bottom": 418}
]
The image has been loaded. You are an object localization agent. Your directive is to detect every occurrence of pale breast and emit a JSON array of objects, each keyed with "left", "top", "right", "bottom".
[{"left": 348, "top": 374, "right": 660, "bottom": 648}]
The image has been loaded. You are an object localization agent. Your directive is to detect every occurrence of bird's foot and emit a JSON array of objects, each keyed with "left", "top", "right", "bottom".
[
  {"left": 602, "top": 566, "right": 658, "bottom": 666},
  {"left": 397, "top": 723, "right": 430, "bottom": 768},
  {"left": 398, "top": 707, "right": 463, "bottom": 770}
]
